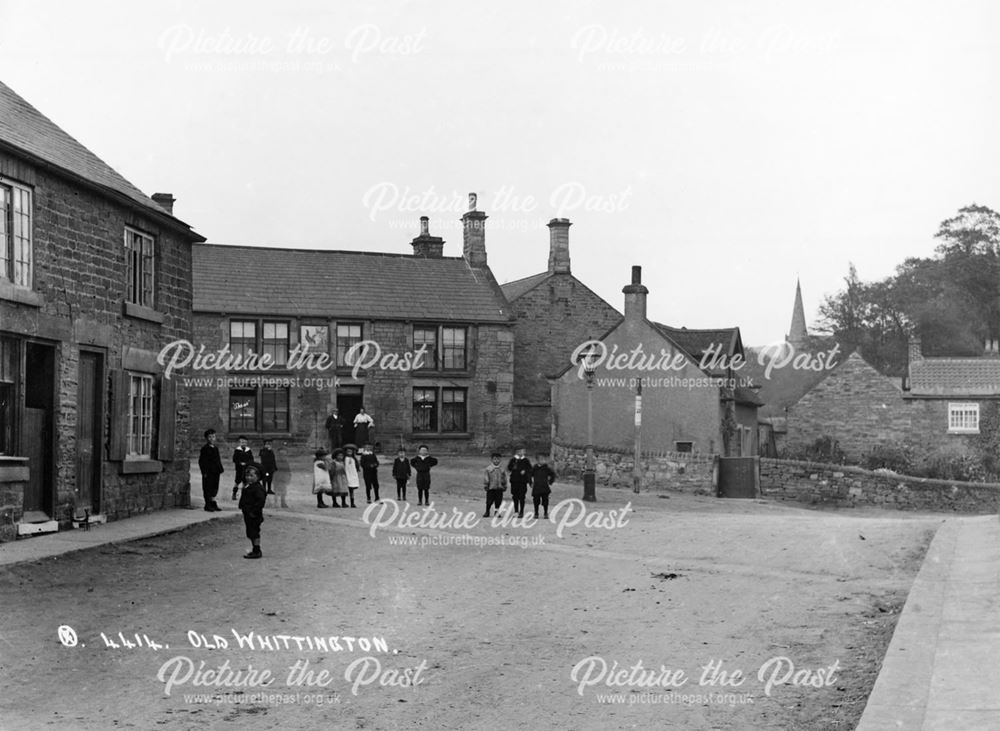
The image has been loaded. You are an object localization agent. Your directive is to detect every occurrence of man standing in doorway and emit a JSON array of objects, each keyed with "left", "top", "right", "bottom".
[{"left": 325, "top": 409, "right": 344, "bottom": 451}]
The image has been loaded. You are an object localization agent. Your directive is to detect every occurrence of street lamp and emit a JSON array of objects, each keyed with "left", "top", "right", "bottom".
[{"left": 578, "top": 343, "right": 600, "bottom": 502}]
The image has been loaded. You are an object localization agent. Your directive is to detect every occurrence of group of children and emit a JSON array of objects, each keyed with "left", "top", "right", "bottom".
[
  {"left": 312, "top": 444, "right": 439, "bottom": 508},
  {"left": 200, "top": 428, "right": 560, "bottom": 560},
  {"left": 483, "top": 448, "right": 556, "bottom": 519}
]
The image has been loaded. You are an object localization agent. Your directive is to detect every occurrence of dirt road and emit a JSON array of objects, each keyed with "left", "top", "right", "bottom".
[{"left": 0, "top": 459, "right": 937, "bottom": 729}]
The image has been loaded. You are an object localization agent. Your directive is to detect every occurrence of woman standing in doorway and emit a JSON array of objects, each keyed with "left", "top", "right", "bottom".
[{"left": 353, "top": 407, "right": 374, "bottom": 446}]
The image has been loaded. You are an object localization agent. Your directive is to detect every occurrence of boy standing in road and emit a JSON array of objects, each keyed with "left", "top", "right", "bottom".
[{"left": 198, "top": 429, "right": 224, "bottom": 512}]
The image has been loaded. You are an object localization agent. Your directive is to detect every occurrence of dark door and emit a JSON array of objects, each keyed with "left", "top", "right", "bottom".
[
  {"left": 77, "top": 351, "right": 102, "bottom": 514},
  {"left": 337, "top": 387, "right": 364, "bottom": 445},
  {"left": 718, "top": 456, "right": 759, "bottom": 498},
  {"left": 23, "top": 408, "right": 46, "bottom": 513}
]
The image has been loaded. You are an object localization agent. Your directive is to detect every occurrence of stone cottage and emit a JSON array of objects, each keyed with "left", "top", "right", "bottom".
[
  {"left": 0, "top": 80, "right": 204, "bottom": 538},
  {"left": 188, "top": 197, "right": 514, "bottom": 454},
  {"left": 550, "top": 266, "right": 759, "bottom": 457}
]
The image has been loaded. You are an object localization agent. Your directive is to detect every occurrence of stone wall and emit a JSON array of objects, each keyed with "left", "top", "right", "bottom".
[
  {"left": 0, "top": 148, "right": 196, "bottom": 529},
  {"left": 508, "top": 273, "right": 621, "bottom": 450},
  {"left": 552, "top": 440, "right": 717, "bottom": 494},
  {"left": 188, "top": 315, "right": 514, "bottom": 455},
  {"left": 760, "top": 458, "right": 1000, "bottom": 513}
]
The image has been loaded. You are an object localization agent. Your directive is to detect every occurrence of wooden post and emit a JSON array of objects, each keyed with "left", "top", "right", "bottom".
[{"left": 633, "top": 382, "right": 642, "bottom": 494}]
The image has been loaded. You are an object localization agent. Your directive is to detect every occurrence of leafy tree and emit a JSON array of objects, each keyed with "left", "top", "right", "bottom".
[{"left": 817, "top": 204, "right": 1000, "bottom": 374}]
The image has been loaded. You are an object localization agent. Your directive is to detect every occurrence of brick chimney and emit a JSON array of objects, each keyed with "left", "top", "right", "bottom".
[
  {"left": 461, "top": 192, "right": 488, "bottom": 268},
  {"left": 411, "top": 216, "right": 444, "bottom": 258},
  {"left": 622, "top": 265, "right": 649, "bottom": 321},
  {"left": 908, "top": 335, "right": 922, "bottom": 364},
  {"left": 547, "top": 218, "right": 572, "bottom": 274},
  {"left": 152, "top": 192, "right": 175, "bottom": 215}
]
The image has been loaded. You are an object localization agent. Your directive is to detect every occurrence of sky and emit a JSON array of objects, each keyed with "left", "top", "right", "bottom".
[{"left": 2, "top": 0, "right": 997, "bottom": 346}]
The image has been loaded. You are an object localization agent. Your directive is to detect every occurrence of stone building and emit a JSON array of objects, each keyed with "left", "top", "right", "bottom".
[
  {"left": 188, "top": 200, "right": 514, "bottom": 454},
  {"left": 500, "top": 218, "right": 620, "bottom": 449},
  {"left": 550, "top": 266, "right": 759, "bottom": 456},
  {"left": 784, "top": 338, "right": 1000, "bottom": 462},
  {"left": 0, "top": 81, "right": 204, "bottom": 538}
]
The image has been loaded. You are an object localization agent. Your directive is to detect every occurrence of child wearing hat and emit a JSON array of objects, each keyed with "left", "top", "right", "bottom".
[
  {"left": 313, "top": 449, "right": 332, "bottom": 508},
  {"left": 330, "top": 448, "right": 350, "bottom": 508},
  {"left": 239, "top": 462, "right": 267, "bottom": 559}
]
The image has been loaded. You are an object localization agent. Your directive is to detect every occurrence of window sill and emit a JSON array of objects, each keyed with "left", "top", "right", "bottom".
[
  {"left": 407, "top": 432, "right": 472, "bottom": 440},
  {"left": 123, "top": 302, "right": 166, "bottom": 325},
  {"left": 0, "top": 280, "right": 43, "bottom": 307},
  {"left": 947, "top": 429, "right": 980, "bottom": 435},
  {"left": 121, "top": 459, "right": 163, "bottom": 474},
  {"left": 0, "top": 456, "right": 30, "bottom": 483}
]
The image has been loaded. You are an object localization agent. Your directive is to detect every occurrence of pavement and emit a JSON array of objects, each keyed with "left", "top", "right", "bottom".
[
  {"left": 856, "top": 514, "right": 1000, "bottom": 730},
  {"left": 3, "top": 493, "right": 999, "bottom": 729}
]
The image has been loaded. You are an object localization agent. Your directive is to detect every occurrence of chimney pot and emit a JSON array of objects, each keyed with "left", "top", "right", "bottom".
[
  {"left": 411, "top": 217, "right": 444, "bottom": 258},
  {"left": 622, "top": 265, "right": 650, "bottom": 321}
]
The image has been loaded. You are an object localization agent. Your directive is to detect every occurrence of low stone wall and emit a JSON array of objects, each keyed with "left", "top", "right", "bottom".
[
  {"left": 552, "top": 441, "right": 717, "bottom": 495},
  {"left": 760, "top": 458, "right": 1000, "bottom": 513}
]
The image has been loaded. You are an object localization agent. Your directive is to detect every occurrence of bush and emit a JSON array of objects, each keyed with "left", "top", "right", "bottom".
[
  {"left": 915, "top": 447, "right": 989, "bottom": 482},
  {"left": 862, "top": 443, "right": 914, "bottom": 474},
  {"left": 782, "top": 436, "right": 848, "bottom": 464}
]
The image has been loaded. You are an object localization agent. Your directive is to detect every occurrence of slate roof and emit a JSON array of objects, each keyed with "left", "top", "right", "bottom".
[
  {"left": 742, "top": 343, "right": 838, "bottom": 416},
  {"left": 653, "top": 324, "right": 741, "bottom": 363},
  {"left": 0, "top": 80, "right": 199, "bottom": 232},
  {"left": 192, "top": 244, "right": 512, "bottom": 322},
  {"left": 500, "top": 272, "right": 551, "bottom": 301},
  {"left": 908, "top": 357, "right": 1000, "bottom": 398}
]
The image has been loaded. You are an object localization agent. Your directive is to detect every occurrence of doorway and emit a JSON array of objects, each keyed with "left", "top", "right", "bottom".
[
  {"left": 76, "top": 350, "right": 103, "bottom": 515},
  {"left": 336, "top": 386, "right": 364, "bottom": 445},
  {"left": 23, "top": 343, "right": 55, "bottom": 517}
]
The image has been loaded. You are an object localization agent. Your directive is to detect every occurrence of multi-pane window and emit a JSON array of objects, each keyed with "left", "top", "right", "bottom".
[
  {"left": 441, "top": 388, "right": 467, "bottom": 432},
  {"left": 337, "top": 323, "right": 363, "bottom": 367},
  {"left": 413, "top": 327, "right": 437, "bottom": 370},
  {"left": 230, "top": 321, "right": 256, "bottom": 360},
  {"left": 125, "top": 227, "right": 155, "bottom": 307},
  {"left": 0, "top": 181, "right": 32, "bottom": 287},
  {"left": 229, "top": 388, "right": 290, "bottom": 432},
  {"left": 127, "top": 373, "right": 154, "bottom": 457},
  {"left": 412, "top": 387, "right": 437, "bottom": 432},
  {"left": 261, "top": 387, "right": 289, "bottom": 431},
  {"left": 229, "top": 389, "right": 256, "bottom": 432},
  {"left": 262, "top": 322, "right": 289, "bottom": 367},
  {"left": 229, "top": 320, "right": 289, "bottom": 366},
  {"left": 948, "top": 403, "right": 979, "bottom": 433},
  {"left": 413, "top": 387, "right": 468, "bottom": 433},
  {"left": 441, "top": 328, "right": 466, "bottom": 369},
  {"left": 412, "top": 325, "right": 468, "bottom": 370}
]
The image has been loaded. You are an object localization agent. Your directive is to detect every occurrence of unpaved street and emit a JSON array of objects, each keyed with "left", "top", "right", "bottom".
[{"left": 0, "top": 459, "right": 936, "bottom": 730}]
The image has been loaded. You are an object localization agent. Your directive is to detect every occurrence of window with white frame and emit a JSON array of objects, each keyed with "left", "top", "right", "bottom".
[
  {"left": 948, "top": 402, "right": 980, "bottom": 433},
  {"left": 337, "top": 323, "right": 363, "bottom": 367},
  {"left": 127, "top": 373, "right": 155, "bottom": 457},
  {"left": 125, "top": 227, "right": 155, "bottom": 307},
  {"left": 0, "top": 180, "right": 32, "bottom": 287}
]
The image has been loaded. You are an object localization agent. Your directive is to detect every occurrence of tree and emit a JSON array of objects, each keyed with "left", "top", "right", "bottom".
[{"left": 817, "top": 204, "right": 1000, "bottom": 373}]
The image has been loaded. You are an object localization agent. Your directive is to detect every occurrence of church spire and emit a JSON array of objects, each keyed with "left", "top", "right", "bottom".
[{"left": 786, "top": 279, "right": 808, "bottom": 349}]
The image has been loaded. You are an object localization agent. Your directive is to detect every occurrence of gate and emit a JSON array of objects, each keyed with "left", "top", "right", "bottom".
[{"left": 718, "top": 456, "right": 759, "bottom": 498}]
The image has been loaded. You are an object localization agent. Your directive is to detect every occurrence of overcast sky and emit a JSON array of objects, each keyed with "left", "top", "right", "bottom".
[{"left": 3, "top": 0, "right": 997, "bottom": 345}]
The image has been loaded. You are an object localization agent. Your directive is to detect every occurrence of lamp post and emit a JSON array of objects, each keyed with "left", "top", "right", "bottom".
[{"left": 580, "top": 345, "right": 599, "bottom": 502}]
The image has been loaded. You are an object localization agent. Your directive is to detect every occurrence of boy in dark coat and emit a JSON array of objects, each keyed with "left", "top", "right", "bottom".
[
  {"left": 392, "top": 447, "right": 412, "bottom": 500},
  {"left": 239, "top": 463, "right": 267, "bottom": 559},
  {"left": 231, "top": 436, "right": 254, "bottom": 500},
  {"left": 259, "top": 439, "right": 278, "bottom": 496},
  {"left": 531, "top": 453, "right": 556, "bottom": 519},
  {"left": 507, "top": 447, "right": 532, "bottom": 519},
  {"left": 359, "top": 443, "right": 381, "bottom": 503},
  {"left": 198, "top": 429, "right": 224, "bottom": 512},
  {"left": 410, "top": 445, "right": 438, "bottom": 506}
]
